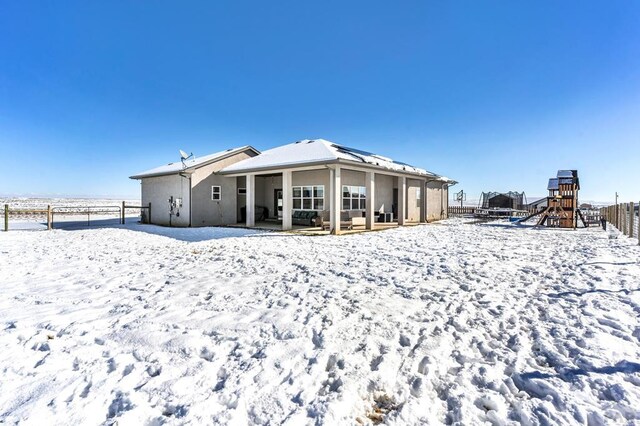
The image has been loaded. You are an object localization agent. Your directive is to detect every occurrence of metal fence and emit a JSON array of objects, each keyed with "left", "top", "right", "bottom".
[{"left": 2, "top": 202, "right": 151, "bottom": 231}]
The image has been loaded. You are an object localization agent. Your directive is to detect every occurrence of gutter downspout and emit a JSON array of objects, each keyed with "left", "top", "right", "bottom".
[
  {"left": 179, "top": 172, "right": 192, "bottom": 227},
  {"left": 441, "top": 183, "right": 446, "bottom": 219}
]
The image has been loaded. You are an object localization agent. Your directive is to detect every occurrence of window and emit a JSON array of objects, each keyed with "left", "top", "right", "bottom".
[
  {"left": 343, "top": 185, "right": 366, "bottom": 210},
  {"left": 292, "top": 185, "right": 324, "bottom": 210},
  {"left": 211, "top": 185, "right": 221, "bottom": 200},
  {"left": 238, "top": 188, "right": 246, "bottom": 195},
  {"left": 416, "top": 187, "right": 421, "bottom": 208}
]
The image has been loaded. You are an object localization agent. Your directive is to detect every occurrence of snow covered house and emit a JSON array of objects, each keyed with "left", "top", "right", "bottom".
[{"left": 130, "top": 139, "right": 456, "bottom": 233}]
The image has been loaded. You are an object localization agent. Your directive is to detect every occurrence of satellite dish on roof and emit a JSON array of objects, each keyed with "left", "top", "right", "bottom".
[{"left": 179, "top": 149, "right": 194, "bottom": 169}]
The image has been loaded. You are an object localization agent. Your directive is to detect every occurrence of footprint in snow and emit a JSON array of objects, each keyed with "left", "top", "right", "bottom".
[
  {"left": 162, "top": 403, "right": 188, "bottom": 418},
  {"left": 417, "top": 356, "right": 429, "bottom": 375},
  {"left": 399, "top": 334, "right": 411, "bottom": 348},
  {"left": 79, "top": 379, "right": 92, "bottom": 398},
  {"left": 199, "top": 347, "right": 215, "bottom": 362},
  {"left": 31, "top": 341, "right": 50, "bottom": 352},
  {"left": 370, "top": 355, "right": 384, "bottom": 371},
  {"left": 106, "top": 357, "right": 117, "bottom": 373},
  {"left": 106, "top": 391, "right": 133, "bottom": 419},
  {"left": 326, "top": 354, "right": 345, "bottom": 371}
]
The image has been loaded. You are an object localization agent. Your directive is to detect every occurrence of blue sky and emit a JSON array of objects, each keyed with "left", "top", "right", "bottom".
[{"left": 1, "top": 1, "right": 639, "bottom": 203}]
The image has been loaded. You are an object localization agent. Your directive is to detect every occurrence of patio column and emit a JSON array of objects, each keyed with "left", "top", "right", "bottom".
[
  {"left": 398, "top": 176, "right": 406, "bottom": 225},
  {"left": 419, "top": 180, "right": 427, "bottom": 223},
  {"left": 365, "top": 171, "right": 375, "bottom": 230},
  {"left": 330, "top": 166, "right": 341, "bottom": 234},
  {"left": 246, "top": 174, "right": 255, "bottom": 227},
  {"left": 282, "top": 170, "right": 292, "bottom": 230}
]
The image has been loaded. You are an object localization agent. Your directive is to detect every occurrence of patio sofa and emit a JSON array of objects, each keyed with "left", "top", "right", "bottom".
[{"left": 292, "top": 210, "right": 318, "bottom": 226}]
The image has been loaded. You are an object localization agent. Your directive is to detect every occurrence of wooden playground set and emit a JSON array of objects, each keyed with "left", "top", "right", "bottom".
[{"left": 520, "top": 170, "right": 587, "bottom": 228}]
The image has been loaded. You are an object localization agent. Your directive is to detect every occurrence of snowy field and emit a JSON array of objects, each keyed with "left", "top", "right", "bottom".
[{"left": 1, "top": 220, "right": 639, "bottom": 425}]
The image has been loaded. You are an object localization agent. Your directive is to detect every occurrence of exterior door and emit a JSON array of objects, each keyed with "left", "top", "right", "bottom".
[
  {"left": 393, "top": 188, "right": 398, "bottom": 218},
  {"left": 275, "top": 189, "right": 283, "bottom": 219}
]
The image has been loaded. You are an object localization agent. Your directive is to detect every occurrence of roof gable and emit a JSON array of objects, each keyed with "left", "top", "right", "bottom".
[
  {"left": 130, "top": 146, "right": 259, "bottom": 179},
  {"left": 220, "top": 139, "right": 338, "bottom": 173}
]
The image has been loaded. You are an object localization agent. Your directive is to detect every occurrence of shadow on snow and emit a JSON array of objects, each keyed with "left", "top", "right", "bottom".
[
  {"left": 547, "top": 287, "right": 640, "bottom": 298},
  {"left": 18, "top": 218, "right": 271, "bottom": 242},
  {"left": 516, "top": 360, "right": 640, "bottom": 382}
]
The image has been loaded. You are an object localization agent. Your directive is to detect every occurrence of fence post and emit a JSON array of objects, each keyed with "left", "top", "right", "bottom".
[
  {"left": 610, "top": 205, "right": 613, "bottom": 224},
  {"left": 148, "top": 202, "right": 152, "bottom": 224},
  {"left": 613, "top": 204, "right": 616, "bottom": 228},
  {"left": 3, "top": 204, "right": 8, "bottom": 232},
  {"left": 609, "top": 206, "right": 613, "bottom": 224},
  {"left": 47, "top": 205, "right": 52, "bottom": 230},
  {"left": 612, "top": 205, "right": 615, "bottom": 225},
  {"left": 629, "top": 202, "right": 634, "bottom": 239},
  {"left": 121, "top": 201, "right": 126, "bottom": 225},
  {"left": 618, "top": 203, "right": 622, "bottom": 230},
  {"left": 610, "top": 205, "right": 613, "bottom": 226}
]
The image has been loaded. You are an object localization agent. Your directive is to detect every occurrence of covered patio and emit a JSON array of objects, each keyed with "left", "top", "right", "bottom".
[
  {"left": 219, "top": 139, "right": 456, "bottom": 234},
  {"left": 233, "top": 166, "right": 429, "bottom": 234}
]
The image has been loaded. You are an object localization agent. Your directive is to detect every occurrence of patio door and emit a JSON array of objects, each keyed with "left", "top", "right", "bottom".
[{"left": 275, "top": 189, "right": 283, "bottom": 219}]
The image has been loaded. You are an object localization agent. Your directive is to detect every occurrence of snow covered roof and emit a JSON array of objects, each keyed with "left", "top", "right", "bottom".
[
  {"left": 557, "top": 170, "right": 576, "bottom": 178},
  {"left": 130, "top": 146, "right": 259, "bottom": 179},
  {"left": 220, "top": 139, "right": 454, "bottom": 181},
  {"left": 548, "top": 170, "right": 580, "bottom": 191}
]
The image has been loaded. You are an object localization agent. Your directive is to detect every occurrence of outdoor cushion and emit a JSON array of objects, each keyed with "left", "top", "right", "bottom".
[{"left": 292, "top": 210, "right": 318, "bottom": 226}]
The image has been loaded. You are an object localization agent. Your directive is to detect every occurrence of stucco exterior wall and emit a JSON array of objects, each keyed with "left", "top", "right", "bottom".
[
  {"left": 190, "top": 151, "right": 256, "bottom": 226},
  {"left": 340, "top": 169, "right": 365, "bottom": 188},
  {"left": 141, "top": 174, "right": 191, "bottom": 227},
  {"left": 374, "top": 174, "right": 394, "bottom": 213},
  {"left": 426, "top": 181, "right": 445, "bottom": 222},
  {"left": 292, "top": 169, "right": 330, "bottom": 188},
  {"left": 406, "top": 178, "right": 422, "bottom": 222}
]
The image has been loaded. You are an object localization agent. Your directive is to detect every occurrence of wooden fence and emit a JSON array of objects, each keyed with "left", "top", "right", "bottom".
[
  {"left": 2, "top": 202, "right": 151, "bottom": 231},
  {"left": 600, "top": 202, "right": 639, "bottom": 244},
  {"left": 447, "top": 206, "right": 476, "bottom": 216}
]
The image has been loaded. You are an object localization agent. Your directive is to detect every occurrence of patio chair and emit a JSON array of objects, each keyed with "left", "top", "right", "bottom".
[{"left": 314, "top": 210, "right": 331, "bottom": 230}]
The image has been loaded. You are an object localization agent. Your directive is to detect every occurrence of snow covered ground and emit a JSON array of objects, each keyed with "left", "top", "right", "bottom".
[{"left": 1, "top": 220, "right": 639, "bottom": 425}]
